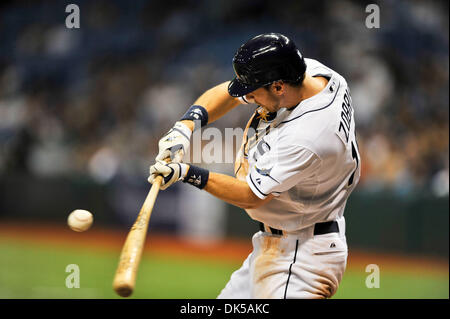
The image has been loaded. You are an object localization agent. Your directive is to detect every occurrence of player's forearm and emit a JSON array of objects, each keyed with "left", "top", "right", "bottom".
[
  {"left": 150, "top": 160, "right": 273, "bottom": 208},
  {"left": 203, "top": 172, "right": 272, "bottom": 209},
  {"left": 180, "top": 82, "right": 241, "bottom": 132},
  {"left": 195, "top": 82, "right": 241, "bottom": 123}
]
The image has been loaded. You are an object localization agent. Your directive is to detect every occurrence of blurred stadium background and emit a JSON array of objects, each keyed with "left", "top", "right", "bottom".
[{"left": 0, "top": 0, "right": 448, "bottom": 298}]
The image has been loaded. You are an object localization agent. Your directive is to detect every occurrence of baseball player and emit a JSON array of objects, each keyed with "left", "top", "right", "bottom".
[{"left": 149, "top": 33, "right": 361, "bottom": 299}]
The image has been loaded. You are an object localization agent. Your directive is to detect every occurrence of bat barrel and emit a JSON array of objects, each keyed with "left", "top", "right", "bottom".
[
  {"left": 114, "top": 282, "right": 134, "bottom": 298},
  {"left": 112, "top": 176, "right": 163, "bottom": 297}
]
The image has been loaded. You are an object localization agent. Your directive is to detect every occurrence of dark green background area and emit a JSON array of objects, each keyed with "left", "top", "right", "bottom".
[
  {"left": 2, "top": 176, "right": 449, "bottom": 257},
  {"left": 0, "top": 238, "right": 447, "bottom": 299}
]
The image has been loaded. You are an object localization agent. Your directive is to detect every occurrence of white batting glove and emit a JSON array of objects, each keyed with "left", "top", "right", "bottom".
[
  {"left": 155, "top": 121, "right": 192, "bottom": 163},
  {"left": 148, "top": 161, "right": 189, "bottom": 190}
]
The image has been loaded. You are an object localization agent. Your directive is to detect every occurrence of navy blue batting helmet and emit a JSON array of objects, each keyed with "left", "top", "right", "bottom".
[{"left": 228, "top": 33, "right": 307, "bottom": 97}]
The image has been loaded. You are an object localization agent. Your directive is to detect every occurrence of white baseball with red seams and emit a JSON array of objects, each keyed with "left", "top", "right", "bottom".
[{"left": 68, "top": 209, "right": 93, "bottom": 232}]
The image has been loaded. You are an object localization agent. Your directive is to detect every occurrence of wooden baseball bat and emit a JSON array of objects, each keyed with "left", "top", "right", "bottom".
[{"left": 113, "top": 175, "right": 163, "bottom": 297}]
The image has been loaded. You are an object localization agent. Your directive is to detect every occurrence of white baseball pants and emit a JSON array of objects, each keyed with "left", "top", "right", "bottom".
[{"left": 217, "top": 219, "right": 348, "bottom": 299}]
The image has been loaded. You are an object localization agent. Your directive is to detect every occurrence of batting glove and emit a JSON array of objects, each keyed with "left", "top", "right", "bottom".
[
  {"left": 155, "top": 121, "right": 192, "bottom": 163},
  {"left": 148, "top": 161, "right": 189, "bottom": 190}
]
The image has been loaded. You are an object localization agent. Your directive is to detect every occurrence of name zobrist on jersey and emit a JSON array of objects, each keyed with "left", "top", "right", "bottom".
[{"left": 338, "top": 88, "right": 354, "bottom": 144}]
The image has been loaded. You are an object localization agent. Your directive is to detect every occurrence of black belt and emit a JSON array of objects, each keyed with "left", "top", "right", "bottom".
[{"left": 259, "top": 221, "right": 339, "bottom": 236}]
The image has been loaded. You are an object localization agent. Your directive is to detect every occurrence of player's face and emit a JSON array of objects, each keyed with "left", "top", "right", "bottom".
[{"left": 244, "top": 87, "right": 281, "bottom": 112}]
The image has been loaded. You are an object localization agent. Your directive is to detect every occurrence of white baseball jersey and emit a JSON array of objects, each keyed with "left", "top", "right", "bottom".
[{"left": 235, "top": 58, "right": 361, "bottom": 233}]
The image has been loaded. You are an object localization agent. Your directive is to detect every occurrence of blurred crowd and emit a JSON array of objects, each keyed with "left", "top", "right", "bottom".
[{"left": 0, "top": 0, "right": 448, "bottom": 197}]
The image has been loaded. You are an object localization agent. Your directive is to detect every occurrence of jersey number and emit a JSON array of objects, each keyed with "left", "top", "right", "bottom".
[{"left": 348, "top": 141, "right": 359, "bottom": 186}]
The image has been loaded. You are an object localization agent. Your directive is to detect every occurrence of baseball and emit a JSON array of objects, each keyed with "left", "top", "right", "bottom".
[{"left": 67, "top": 209, "right": 93, "bottom": 232}]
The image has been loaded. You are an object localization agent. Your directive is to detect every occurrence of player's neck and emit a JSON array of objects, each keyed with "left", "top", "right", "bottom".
[
  {"left": 297, "top": 74, "right": 329, "bottom": 103},
  {"left": 279, "top": 75, "right": 329, "bottom": 111}
]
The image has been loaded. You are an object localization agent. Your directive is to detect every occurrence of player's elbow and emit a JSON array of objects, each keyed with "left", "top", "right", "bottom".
[
  {"left": 240, "top": 202, "right": 258, "bottom": 210},
  {"left": 240, "top": 190, "right": 272, "bottom": 209}
]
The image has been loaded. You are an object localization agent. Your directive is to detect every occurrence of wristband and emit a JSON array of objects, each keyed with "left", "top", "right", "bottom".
[
  {"left": 180, "top": 105, "right": 209, "bottom": 130},
  {"left": 182, "top": 165, "right": 209, "bottom": 189}
]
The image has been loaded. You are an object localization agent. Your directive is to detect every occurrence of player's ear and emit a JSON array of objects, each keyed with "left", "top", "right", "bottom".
[{"left": 271, "top": 81, "right": 284, "bottom": 96}]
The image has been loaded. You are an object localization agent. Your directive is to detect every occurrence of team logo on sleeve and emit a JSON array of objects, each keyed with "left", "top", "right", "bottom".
[{"left": 255, "top": 166, "right": 279, "bottom": 184}]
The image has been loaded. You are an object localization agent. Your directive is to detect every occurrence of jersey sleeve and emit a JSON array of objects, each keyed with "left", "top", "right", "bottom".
[{"left": 246, "top": 143, "right": 321, "bottom": 199}]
